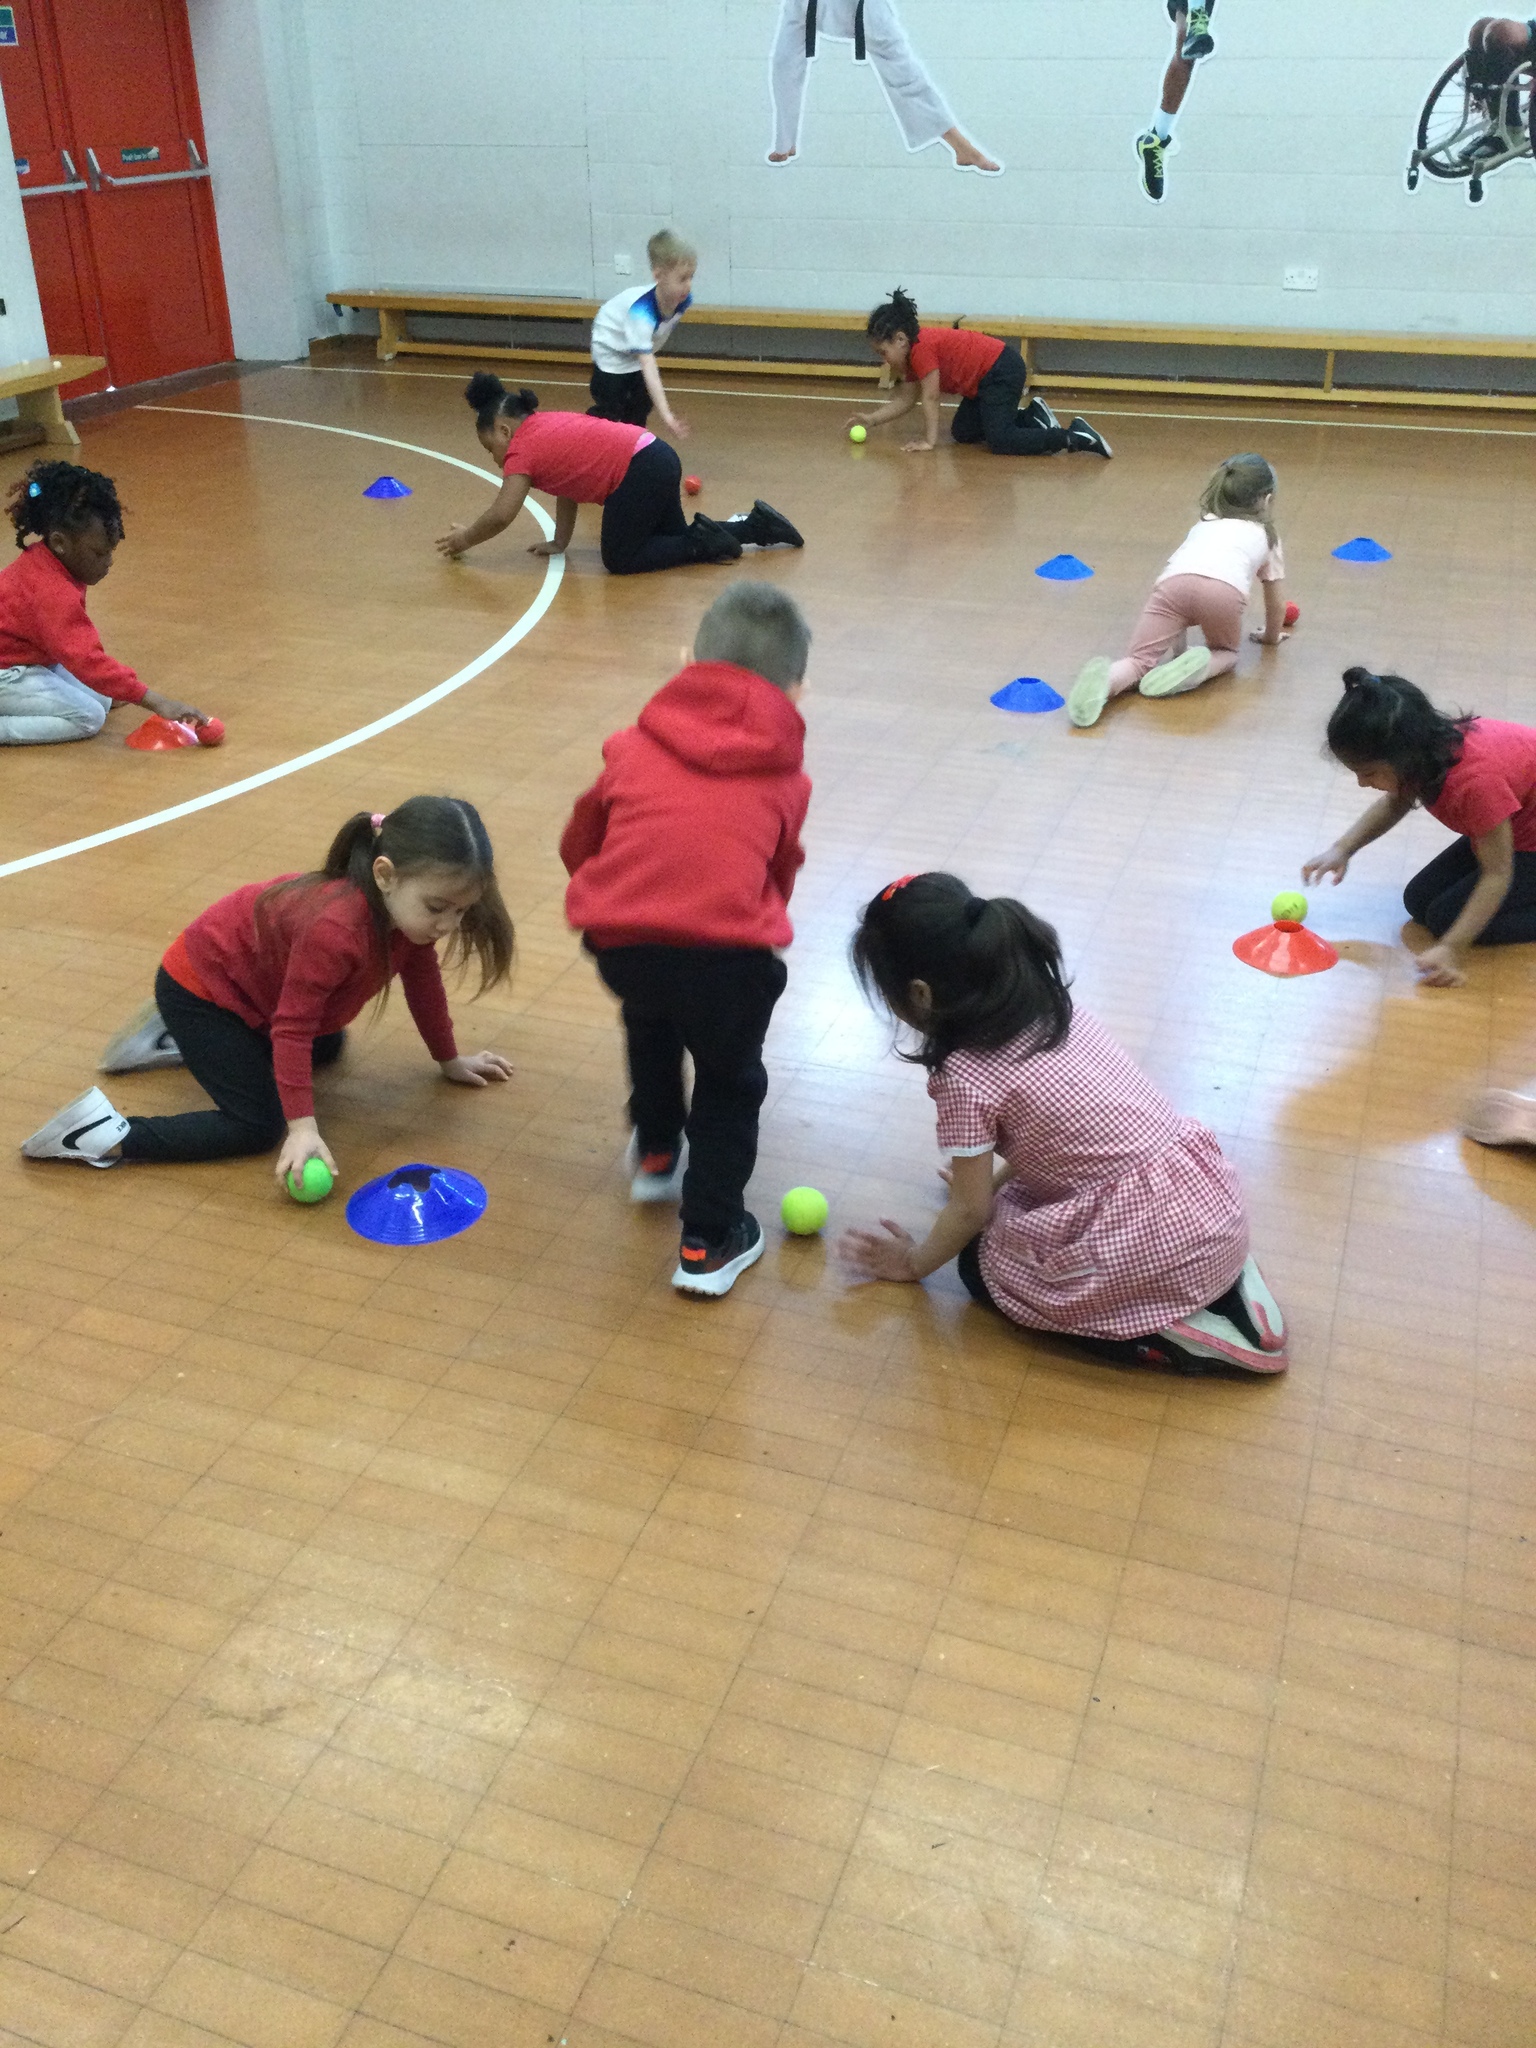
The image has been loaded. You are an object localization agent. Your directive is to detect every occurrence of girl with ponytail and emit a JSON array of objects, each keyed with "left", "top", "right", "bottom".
[
  {"left": 23, "top": 798, "right": 515, "bottom": 1184},
  {"left": 1069, "top": 452, "right": 1289, "bottom": 727},
  {"left": 1304, "top": 666, "right": 1536, "bottom": 988},
  {"left": 839, "top": 873, "right": 1286, "bottom": 1374},
  {"left": 437, "top": 372, "right": 802, "bottom": 575}
]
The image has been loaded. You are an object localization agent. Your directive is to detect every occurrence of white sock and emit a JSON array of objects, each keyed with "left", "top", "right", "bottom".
[{"left": 1152, "top": 111, "right": 1175, "bottom": 142}]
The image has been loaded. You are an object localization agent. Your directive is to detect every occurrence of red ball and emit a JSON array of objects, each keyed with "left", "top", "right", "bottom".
[
  {"left": 195, "top": 716, "right": 225, "bottom": 746},
  {"left": 683, "top": 475, "right": 702, "bottom": 496},
  {"left": 1283, "top": 601, "right": 1300, "bottom": 628}
]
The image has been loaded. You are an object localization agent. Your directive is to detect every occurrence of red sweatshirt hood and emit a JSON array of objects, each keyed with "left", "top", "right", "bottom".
[{"left": 636, "top": 660, "right": 804, "bottom": 777}]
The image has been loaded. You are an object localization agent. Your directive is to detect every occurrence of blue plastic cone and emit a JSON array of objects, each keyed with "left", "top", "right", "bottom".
[
  {"left": 991, "top": 676, "right": 1065, "bottom": 713},
  {"left": 364, "top": 475, "right": 412, "bottom": 499},
  {"left": 1331, "top": 536, "right": 1391, "bottom": 562},
  {"left": 346, "top": 1163, "right": 486, "bottom": 1245},
  {"left": 1035, "top": 553, "right": 1093, "bottom": 581}
]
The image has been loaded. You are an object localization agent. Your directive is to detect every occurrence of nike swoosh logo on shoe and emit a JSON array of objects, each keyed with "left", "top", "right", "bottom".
[{"left": 62, "top": 1116, "right": 116, "bottom": 1151}]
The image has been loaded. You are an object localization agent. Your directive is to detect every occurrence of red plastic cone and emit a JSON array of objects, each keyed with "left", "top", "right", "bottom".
[
  {"left": 1233, "top": 919, "right": 1338, "bottom": 978},
  {"left": 125, "top": 714, "right": 201, "bottom": 751}
]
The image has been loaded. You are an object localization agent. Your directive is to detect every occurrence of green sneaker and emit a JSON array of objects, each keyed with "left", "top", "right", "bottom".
[
  {"left": 1136, "top": 130, "right": 1167, "bottom": 203},
  {"left": 1139, "top": 647, "right": 1211, "bottom": 698},
  {"left": 1068, "top": 657, "right": 1113, "bottom": 729},
  {"left": 1182, "top": 8, "right": 1215, "bottom": 60}
]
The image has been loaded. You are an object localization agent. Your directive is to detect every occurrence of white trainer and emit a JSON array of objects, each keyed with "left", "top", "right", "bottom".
[
  {"left": 100, "top": 999, "right": 183, "bottom": 1073},
  {"left": 21, "top": 1086, "right": 129, "bottom": 1168},
  {"left": 1067, "top": 657, "right": 1113, "bottom": 729},
  {"left": 625, "top": 1133, "right": 687, "bottom": 1204},
  {"left": 1464, "top": 1089, "right": 1536, "bottom": 1148}
]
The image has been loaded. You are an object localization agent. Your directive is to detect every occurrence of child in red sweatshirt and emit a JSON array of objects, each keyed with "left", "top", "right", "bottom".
[
  {"left": 22, "top": 798, "right": 514, "bottom": 1186},
  {"left": 561, "top": 581, "right": 813, "bottom": 1297},
  {"left": 0, "top": 460, "right": 208, "bottom": 745}
]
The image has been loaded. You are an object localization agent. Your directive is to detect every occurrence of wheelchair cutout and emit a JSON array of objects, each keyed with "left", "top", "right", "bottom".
[{"left": 1408, "top": 53, "right": 1534, "bottom": 203}]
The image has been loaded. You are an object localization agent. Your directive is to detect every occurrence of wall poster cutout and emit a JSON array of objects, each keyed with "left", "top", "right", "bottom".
[
  {"left": 1136, "top": 1, "right": 1217, "bottom": 203},
  {"left": 767, "top": 0, "right": 1002, "bottom": 173},
  {"left": 1408, "top": 16, "right": 1534, "bottom": 202}
]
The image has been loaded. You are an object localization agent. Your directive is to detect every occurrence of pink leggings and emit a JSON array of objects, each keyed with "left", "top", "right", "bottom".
[{"left": 1108, "top": 573, "right": 1246, "bottom": 695}]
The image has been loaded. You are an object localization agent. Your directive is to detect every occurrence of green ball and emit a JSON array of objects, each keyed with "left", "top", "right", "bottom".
[
  {"left": 848, "top": 423, "right": 867, "bottom": 444},
  {"left": 781, "top": 1186, "right": 829, "bottom": 1235},
  {"left": 287, "top": 1157, "right": 333, "bottom": 1204},
  {"left": 1270, "top": 891, "right": 1308, "bottom": 925}
]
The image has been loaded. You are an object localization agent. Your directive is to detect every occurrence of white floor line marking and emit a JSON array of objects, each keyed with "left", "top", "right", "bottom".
[
  {"left": 297, "top": 362, "right": 1536, "bottom": 435},
  {"left": 0, "top": 409, "right": 561, "bottom": 884}
]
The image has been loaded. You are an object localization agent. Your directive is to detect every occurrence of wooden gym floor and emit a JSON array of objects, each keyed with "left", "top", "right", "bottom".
[{"left": 0, "top": 360, "right": 1533, "bottom": 2048}]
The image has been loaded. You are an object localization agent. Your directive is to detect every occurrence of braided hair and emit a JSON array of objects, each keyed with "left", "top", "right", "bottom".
[
  {"left": 6, "top": 460, "right": 125, "bottom": 551},
  {"left": 865, "top": 287, "right": 922, "bottom": 350}
]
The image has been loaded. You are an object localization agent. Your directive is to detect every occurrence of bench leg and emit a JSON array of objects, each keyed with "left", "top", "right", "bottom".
[
  {"left": 14, "top": 385, "right": 80, "bottom": 447},
  {"left": 378, "top": 308, "right": 405, "bottom": 361}
]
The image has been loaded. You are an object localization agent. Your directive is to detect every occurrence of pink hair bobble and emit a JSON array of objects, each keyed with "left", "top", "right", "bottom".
[{"left": 371, "top": 813, "right": 386, "bottom": 833}]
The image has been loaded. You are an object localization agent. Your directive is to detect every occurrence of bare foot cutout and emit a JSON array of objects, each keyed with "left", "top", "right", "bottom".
[
  {"left": 944, "top": 127, "right": 1001, "bottom": 172},
  {"left": 768, "top": 149, "right": 796, "bottom": 163}
]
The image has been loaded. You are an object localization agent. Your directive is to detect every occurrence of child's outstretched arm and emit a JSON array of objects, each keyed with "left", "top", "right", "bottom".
[
  {"left": 1250, "top": 580, "right": 1291, "bottom": 647},
  {"left": 637, "top": 353, "right": 686, "bottom": 438},
  {"left": 847, "top": 380, "right": 921, "bottom": 432},
  {"left": 436, "top": 473, "right": 532, "bottom": 558},
  {"left": 1416, "top": 819, "right": 1514, "bottom": 987},
  {"left": 838, "top": 1151, "right": 996, "bottom": 1283},
  {"left": 399, "top": 947, "right": 514, "bottom": 1085},
  {"left": 1302, "top": 791, "right": 1413, "bottom": 887}
]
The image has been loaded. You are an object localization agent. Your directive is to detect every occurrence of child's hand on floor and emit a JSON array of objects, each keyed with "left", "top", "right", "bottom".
[
  {"left": 1302, "top": 846, "right": 1349, "bottom": 887},
  {"left": 1249, "top": 628, "right": 1291, "bottom": 645},
  {"left": 1415, "top": 942, "right": 1468, "bottom": 988},
  {"left": 141, "top": 689, "right": 207, "bottom": 724},
  {"left": 436, "top": 527, "right": 472, "bottom": 558},
  {"left": 440, "top": 1051, "right": 515, "bottom": 1087},
  {"left": 838, "top": 1220, "right": 920, "bottom": 1283},
  {"left": 902, "top": 438, "right": 937, "bottom": 454},
  {"left": 275, "top": 1122, "right": 336, "bottom": 1187},
  {"left": 527, "top": 541, "right": 566, "bottom": 558}
]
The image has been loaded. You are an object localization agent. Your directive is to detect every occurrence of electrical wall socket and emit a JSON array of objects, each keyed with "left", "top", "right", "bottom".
[
  {"left": 1283, "top": 266, "right": 1319, "bottom": 291},
  {"left": 613, "top": 252, "right": 633, "bottom": 275}
]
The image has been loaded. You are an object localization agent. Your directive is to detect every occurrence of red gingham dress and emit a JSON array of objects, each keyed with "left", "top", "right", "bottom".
[{"left": 930, "top": 1010, "right": 1249, "bottom": 1340}]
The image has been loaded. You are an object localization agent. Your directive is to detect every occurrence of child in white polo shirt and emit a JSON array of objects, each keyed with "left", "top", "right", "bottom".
[{"left": 588, "top": 230, "right": 695, "bottom": 437}]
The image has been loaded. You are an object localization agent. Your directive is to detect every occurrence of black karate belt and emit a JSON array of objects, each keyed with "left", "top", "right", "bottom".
[{"left": 806, "top": 1, "right": 866, "bottom": 61}]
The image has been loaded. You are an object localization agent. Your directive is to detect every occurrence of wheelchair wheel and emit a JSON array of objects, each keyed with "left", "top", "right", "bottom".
[{"left": 1415, "top": 54, "right": 1480, "bottom": 180}]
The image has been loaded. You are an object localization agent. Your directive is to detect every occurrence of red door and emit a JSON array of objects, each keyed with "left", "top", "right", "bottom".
[{"left": 1, "top": 0, "right": 232, "bottom": 394}]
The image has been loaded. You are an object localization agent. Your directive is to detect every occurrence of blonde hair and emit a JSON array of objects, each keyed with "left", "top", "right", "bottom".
[
  {"left": 648, "top": 228, "right": 695, "bottom": 271},
  {"left": 1199, "top": 453, "right": 1278, "bottom": 547}
]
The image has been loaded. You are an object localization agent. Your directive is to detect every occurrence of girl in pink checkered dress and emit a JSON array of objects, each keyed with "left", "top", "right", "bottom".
[{"left": 839, "top": 872, "right": 1287, "bottom": 1374}]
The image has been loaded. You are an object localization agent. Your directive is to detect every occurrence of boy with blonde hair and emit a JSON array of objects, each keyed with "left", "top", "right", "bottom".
[{"left": 588, "top": 228, "right": 696, "bottom": 435}]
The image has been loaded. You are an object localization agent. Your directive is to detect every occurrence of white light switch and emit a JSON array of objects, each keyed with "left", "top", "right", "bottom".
[
  {"left": 1283, "top": 267, "right": 1319, "bottom": 291},
  {"left": 614, "top": 252, "right": 633, "bottom": 276}
]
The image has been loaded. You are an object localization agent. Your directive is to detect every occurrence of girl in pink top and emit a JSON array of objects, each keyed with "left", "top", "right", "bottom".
[
  {"left": 1069, "top": 452, "right": 1290, "bottom": 728},
  {"left": 838, "top": 872, "right": 1287, "bottom": 1375},
  {"left": 436, "top": 374, "right": 802, "bottom": 575}
]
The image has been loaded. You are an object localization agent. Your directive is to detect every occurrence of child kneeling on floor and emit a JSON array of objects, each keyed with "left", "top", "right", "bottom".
[
  {"left": 23, "top": 797, "right": 514, "bottom": 1183},
  {"left": 0, "top": 461, "right": 208, "bottom": 745},
  {"left": 561, "top": 581, "right": 813, "bottom": 1299},
  {"left": 838, "top": 872, "right": 1287, "bottom": 1374}
]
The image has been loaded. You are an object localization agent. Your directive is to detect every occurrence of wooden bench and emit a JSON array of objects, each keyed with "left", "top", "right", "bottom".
[
  {"left": 325, "top": 290, "right": 1536, "bottom": 413},
  {"left": 0, "top": 353, "right": 107, "bottom": 449}
]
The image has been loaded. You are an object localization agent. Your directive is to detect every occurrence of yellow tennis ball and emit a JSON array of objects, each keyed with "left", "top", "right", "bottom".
[
  {"left": 1270, "top": 891, "right": 1308, "bottom": 924},
  {"left": 849, "top": 424, "right": 867, "bottom": 444},
  {"left": 287, "top": 1157, "right": 333, "bottom": 1204},
  {"left": 781, "top": 1186, "right": 829, "bottom": 1235}
]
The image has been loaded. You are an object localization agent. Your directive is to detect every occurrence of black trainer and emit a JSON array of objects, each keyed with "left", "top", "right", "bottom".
[
  {"left": 1181, "top": 7, "right": 1214, "bottom": 60},
  {"left": 1023, "top": 394, "right": 1061, "bottom": 432},
  {"left": 689, "top": 514, "right": 744, "bottom": 563},
  {"left": 723, "top": 500, "right": 804, "bottom": 549},
  {"left": 1067, "top": 417, "right": 1113, "bottom": 458},
  {"left": 1136, "top": 129, "right": 1167, "bottom": 202},
  {"left": 672, "top": 1213, "right": 765, "bottom": 1298}
]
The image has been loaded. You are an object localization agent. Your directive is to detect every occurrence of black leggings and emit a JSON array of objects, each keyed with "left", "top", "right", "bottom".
[
  {"left": 588, "top": 366, "right": 651, "bottom": 427},
  {"left": 956, "top": 1235, "right": 1256, "bottom": 1374},
  {"left": 117, "top": 967, "right": 345, "bottom": 1164},
  {"left": 600, "top": 439, "right": 695, "bottom": 576},
  {"left": 1403, "top": 837, "right": 1536, "bottom": 945},
  {"left": 951, "top": 344, "right": 1070, "bottom": 457}
]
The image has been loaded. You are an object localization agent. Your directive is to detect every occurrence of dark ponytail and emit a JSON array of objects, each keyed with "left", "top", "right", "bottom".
[
  {"left": 258, "top": 795, "right": 514, "bottom": 1005},
  {"left": 464, "top": 372, "right": 539, "bottom": 436},
  {"left": 851, "top": 871, "right": 1072, "bottom": 1073},
  {"left": 1325, "top": 666, "right": 1471, "bottom": 802},
  {"left": 6, "top": 459, "right": 125, "bottom": 551},
  {"left": 865, "top": 287, "right": 921, "bottom": 348}
]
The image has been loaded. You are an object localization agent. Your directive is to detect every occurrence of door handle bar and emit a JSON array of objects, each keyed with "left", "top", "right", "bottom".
[
  {"left": 85, "top": 140, "right": 209, "bottom": 190},
  {"left": 20, "top": 147, "right": 88, "bottom": 197}
]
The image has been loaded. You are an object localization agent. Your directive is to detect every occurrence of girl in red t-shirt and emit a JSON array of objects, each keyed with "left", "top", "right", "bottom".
[
  {"left": 22, "top": 797, "right": 516, "bottom": 1185},
  {"left": 1303, "top": 668, "right": 1536, "bottom": 987},
  {"left": 437, "top": 375, "right": 802, "bottom": 575},
  {"left": 850, "top": 289, "right": 1111, "bottom": 458}
]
